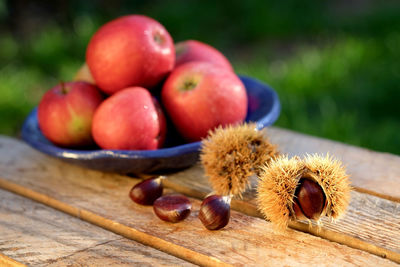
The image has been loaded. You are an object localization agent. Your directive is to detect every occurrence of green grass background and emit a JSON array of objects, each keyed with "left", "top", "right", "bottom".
[{"left": 0, "top": 0, "right": 399, "bottom": 154}]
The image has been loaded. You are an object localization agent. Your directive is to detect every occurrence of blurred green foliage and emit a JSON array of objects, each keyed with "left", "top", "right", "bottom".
[{"left": 0, "top": 0, "right": 399, "bottom": 154}]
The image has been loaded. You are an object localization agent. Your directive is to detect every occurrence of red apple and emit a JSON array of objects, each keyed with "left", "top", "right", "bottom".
[
  {"left": 38, "top": 81, "right": 103, "bottom": 147},
  {"left": 92, "top": 87, "right": 166, "bottom": 150},
  {"left": 175, "top": 40, "right": 233, "bottom": 72},
  {"left": 86, "top": 15, "right": 175, "bottom": 95},
  {"left": 161, "top": 62, "right": 247, "bottom": 142}
]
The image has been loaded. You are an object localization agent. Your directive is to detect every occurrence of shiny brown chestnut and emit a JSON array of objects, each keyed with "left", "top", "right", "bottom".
[
  {"left": 293, "top": 178, "right": 326, "bottom": 220},
  {"left": 199, "top": 195, "right": 231, "bottom": 230},
  {"left": 256, "top": 154, "right": 351, "bottom": 231},
  {"left": 153, "top": 194, "right": 192, "bottom": 223},
  {"left": 129, "top": 177, "right": 164, "bottom": 205}
]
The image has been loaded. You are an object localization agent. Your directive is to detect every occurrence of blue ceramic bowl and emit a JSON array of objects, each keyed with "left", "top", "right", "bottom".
[{"left": 21, "top": 75, "right": 280, "bottom": 174}]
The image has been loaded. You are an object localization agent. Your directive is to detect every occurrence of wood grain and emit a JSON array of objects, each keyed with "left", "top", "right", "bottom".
[
  {"left": 268, "top": 127, "right": 400, "bottom": 202},
  {"left": 46, "top": 239, "right": 196, "bottom": 267},
  {"left": 0, "top": 136, "right": 397, "bottom": 266},
  {"left": 0, "top": 252, "right": 25, "bottom": 267},
  {"left": 0, "top": 189, "right": 196, "bottom": 267},
  {"left": 1, "top": 178, "right": 395, "bottom": 267},
  {"left": 166, "top": 163, "right": 400, "bottom": 262}
]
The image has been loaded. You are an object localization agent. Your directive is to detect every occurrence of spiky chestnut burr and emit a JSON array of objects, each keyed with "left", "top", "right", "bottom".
[
  {"left": 256, "top": 154, "right": 351, "bottom": 231},
  {"left": 200, "top": 123, "right": 278, "bottom": 197}
]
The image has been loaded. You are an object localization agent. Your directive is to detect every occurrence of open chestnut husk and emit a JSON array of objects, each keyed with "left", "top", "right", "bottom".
[
  {"left": 129, "top": 176, "right": 164, "bottom": 205},
  {"left": 199, "top": 195, "right": 231, "bottom": 230},
  {"left": 256, "top": 154, "right": 351, "bottom": 231},
  {"left": 153, "top": 194, "right": 192, "bottom": 223}
]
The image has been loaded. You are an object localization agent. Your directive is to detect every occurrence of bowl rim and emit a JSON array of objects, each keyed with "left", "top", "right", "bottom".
[{"left": 21, "top": 75, "right": 281, "bottom": 161}]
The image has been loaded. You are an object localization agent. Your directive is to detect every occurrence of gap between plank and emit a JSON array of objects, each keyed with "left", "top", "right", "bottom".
[
  {"left": 352, "top": 186, "right": 400, "bottom": 203},
  {"left": 0, "top": 177, "right": 231, "bottom": 267}
]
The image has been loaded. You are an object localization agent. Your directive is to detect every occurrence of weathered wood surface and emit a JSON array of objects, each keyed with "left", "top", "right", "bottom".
[
  {"left": 0, "top": 136, "right": 397, "bottom": 266},
  {"left": 0, "top": 189, "right": 195, "bottom": 267},
  {"left": 268, "top": 128, "right": 400, "bottom": 202},
  {"left": 46, "top": 239, "right": 195, "bottom": 267},
  {"left": 0, "top": 177, "right": 395, "bottom": 267},
  {"left": 165, "top": 163, "right": 400, "bottom": 260},
  {"left": 162, "top": 127, "right": 400, "bottom": 259},
  {"left": 0, "top": 252, "right": 25, "bottom": 267}
]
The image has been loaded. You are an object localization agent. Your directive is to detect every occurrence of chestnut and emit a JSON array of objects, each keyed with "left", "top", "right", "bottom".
[
  {"left": 294, "top": 178, "right": 326, "bottom": 220},
  {"left": 153, "top": 194, "right": 192, "bottom": 223},
  {"left": 256, "top": 154, "right": 351, "bottom": 231},
  {"left": 199, "top": 195, "right": 231, "bottom": 230},
  {"left": 129, "top": 177, "right": 164, "bottom": 205}
]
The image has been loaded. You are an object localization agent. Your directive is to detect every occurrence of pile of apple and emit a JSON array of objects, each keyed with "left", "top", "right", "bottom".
[{"left": 38, "top": 15, "right": 248, "bottom": 150}]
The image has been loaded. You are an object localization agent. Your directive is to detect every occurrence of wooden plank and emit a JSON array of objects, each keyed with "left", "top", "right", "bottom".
[
  {"left": 268, "top": 127, "right": 400, "bottom": 202},
  {"left": 0, "top": 182, "right": 228, "bottom": 267},
  {"left": 0, "top": 136, "right": 397, "bottom": 266},
  {"left": 0, "top": 188, "right": 116, "bottom": 265},
  {"left": 0, "top": 253, "right": 25, "bottom": 267},
  {"left": 1, "top": 179, "right": 395, "bottom": 267},
  {"left": 0, "top": 189, "right": 195, "bottom": 267},
  {"left": 165, "top": 163, "right": 400, "bottom": 261},
  {"left": 160, "top": 127, "right": 400, "bottom": 258},
  {"left": 46, "top": 239, "right": 196, "bottom": 267}
]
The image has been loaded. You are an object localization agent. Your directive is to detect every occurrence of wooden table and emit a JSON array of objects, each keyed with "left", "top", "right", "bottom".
[{"left": 0, "top": 127, "right": 399, "bottom": 266}]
